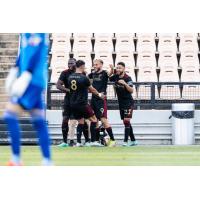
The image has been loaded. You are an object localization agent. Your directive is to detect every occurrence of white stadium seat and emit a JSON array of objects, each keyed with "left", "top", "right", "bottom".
[
  {"left": 94, "top": 33, "right": 114, "bottom": 52},
  {"left": 73, "top": 33, "right": 92, "bottom": 52},
  {"left": 73, "top": 51, "right": 92, "bottom": 74},
  {"left": 179, "top": 33, "right": 199, "bottom": 52},
  {"left": 50, "top": 51, "right": 68, "bottom": 69},
  {"left": 158, "top": 50, "right": 178, "bottom": 69},
  {"left": 159, "top": 68, "right": 181, "bottom": 99},
  {"left": 157, "top": 33, "right": 177, "bottom": 52},
  {"left": 137, "top": 50, "right": 156, "bottom": 68},
  {"left": 115, "top": 33, "right": 135, "bottom": 52},
  {"left": 136, "top": 33, "right": 156, "bottom": 52}
]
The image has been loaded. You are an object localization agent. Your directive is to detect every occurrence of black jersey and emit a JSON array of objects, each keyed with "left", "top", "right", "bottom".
[
  {"left": 58, "top": 69, "right": 74, "bottom": 105},
  {"left": 88, "top": 70, "right": 108, "bottom": 98},
  {"left": 68, "top": 73, "right": 91, "bottom": 106},
  {"left": 109, "top": 74, "right": 134, "bottom": 109}
]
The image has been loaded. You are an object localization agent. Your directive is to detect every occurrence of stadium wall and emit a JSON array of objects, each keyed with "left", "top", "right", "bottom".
[{"left": 47, "top": 110, "right": 200, "bottom": 145}]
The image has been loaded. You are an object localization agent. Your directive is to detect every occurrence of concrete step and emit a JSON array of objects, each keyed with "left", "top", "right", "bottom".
[
  {"left": 0, "top": 48, "right": 18, "bottom": 56},
  {"left": 0, "top": 34, "right": 19, "bottom": 41},
  {"left": 0, "top": 94, "right": 9, "bottom": 101},
  {"left": 0, "top": 41, "right": 19, "bottom": 48},
  {"left": 0, "top": 63, "right": 15, "bottom": 71},
  {"left": 0, "top": 56, "right": 17, "bottom": 63}
]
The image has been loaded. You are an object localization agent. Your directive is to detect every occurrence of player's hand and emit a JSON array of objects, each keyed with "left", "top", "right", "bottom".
[
  {"left": 10, "top": 71, "right": 32, "bottom": 98},
  {"left": 109, "top": 64, "right": 114, "bottom": 69},
  {"left": 5, "top": 67, "right": 18, "bottom": 95},
  {"left": 118, "top": 80, "right": 126, "bottom": 85},
  {"left": 98, "top": 92, "right": 105, "bottom": 99}
]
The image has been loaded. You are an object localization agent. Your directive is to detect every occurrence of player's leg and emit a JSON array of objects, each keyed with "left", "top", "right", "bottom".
[
  {"left": 68, "top": 119, "right": 77, "bottom": 146},
  {"left": 76, "top": 118, "right": 85, "bottom": 147},
  {"left": 3, "top": 102, "right": 24, "bottom": 165},
  {"left": 30, "top": 109, "right": 52, "bottom": 165},
  {"left": 83, "top": 120, "right": 90, "bottom": 145}
]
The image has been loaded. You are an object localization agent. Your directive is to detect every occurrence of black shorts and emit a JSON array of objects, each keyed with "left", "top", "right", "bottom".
[
  {"left": 91, "top": 98, "right": 107, "bottom": 120},
  {"left": 62, "top": 103, "right": 70, "bottom": 119},
  {"left": 119, "top": 106, "right": 133, "bottom": 120},
  {"left": 70, "top": 104, "right": 95, "bottom": 120}
]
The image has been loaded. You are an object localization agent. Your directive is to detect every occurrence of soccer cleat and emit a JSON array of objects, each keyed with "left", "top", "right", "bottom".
[
  {"left": 108, "top": 140, "right": 117, "bottom": 147},
  {"left": 69, "top": 140, "right": 75, "bottom": 147},
  {"left": 76, "top": 143, "right": 83, "bottom": 147},
  {"left": 90, "top": 141, "right": 104, "bottom": 147},
  {"left": 7, "top": 161, "right": 23, "bottom": 166},
  {"left": 122, "top": 142, "right": 128, "bottom": 147},
  {"left": 84, "top": 142, "right": 91, "bottom": 147},
  {"left": 57, "top": 142, "right": 69, "bottom": 147},
  {"left": 128, "top": 140, "right": 138, "bottom": 146}
]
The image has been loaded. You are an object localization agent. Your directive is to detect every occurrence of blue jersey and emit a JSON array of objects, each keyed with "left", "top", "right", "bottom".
[{"left": 16, "top": 33, "right": 49, "bottom": 89}]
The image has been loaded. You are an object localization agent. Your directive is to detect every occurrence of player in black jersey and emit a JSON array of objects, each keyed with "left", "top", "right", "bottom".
[
  {"left": 109, "top": 62, "right": 138, "bottom": 146},
  {"left": 68, "top": 60, "right": 105, "bottom": 147},
  {"left": 88, "top": 59, "right": 116, "bottom": 147},
  {"left": 56, "top": 58, "right": 89, "bottom": 147}
]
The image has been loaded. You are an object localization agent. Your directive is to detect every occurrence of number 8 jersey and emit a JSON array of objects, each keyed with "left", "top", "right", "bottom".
[{"left": 68, "top": 72, "right": 91, "bottom": 106}]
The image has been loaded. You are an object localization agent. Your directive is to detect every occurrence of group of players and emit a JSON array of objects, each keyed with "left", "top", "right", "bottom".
[
  {"left": 57, "top": 57, "right": 138, "bottom": 148},
  {"left": 3, "top": 33, "right": 137, "bottom": 166}
]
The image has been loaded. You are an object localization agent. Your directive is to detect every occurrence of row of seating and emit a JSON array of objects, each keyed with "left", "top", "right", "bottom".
[{"left": 50, "top": 33, "right": 200, "bottom": 53}]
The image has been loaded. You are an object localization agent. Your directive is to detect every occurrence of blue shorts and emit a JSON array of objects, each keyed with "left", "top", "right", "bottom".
[{"left": 10, "top": 84, "right": 45, "bottom": 110}]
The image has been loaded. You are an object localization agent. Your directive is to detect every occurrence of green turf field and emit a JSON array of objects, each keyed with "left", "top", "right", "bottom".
[{"left": 0, "top": 145, "right": 200, "bottom": 166}]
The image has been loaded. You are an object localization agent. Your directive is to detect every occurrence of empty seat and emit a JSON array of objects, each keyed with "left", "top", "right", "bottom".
[
  {"left": 94, "top": 33, "right": 114, "bottom": 52},
  {"left": 179, "top": 50, "right": 199, "bottom": 69},
  {"left": 50, "top": 33, "right": 71, "bottom": 53},
  {"left": 158, "top": 50, "right": 178, "bottom": 69},
  {"left": 157, "top": 33, "right": 177, "bottom": 52},
  {"left": 50, "top": 51, "right": 68, "bottom": 69},
  {"left": 73, "top": 51, "right": 92, "bottom": 74},
  {"left": 179, "top": 33, "right": 199, "bottom": 52},
  {"left": 115, "top": 33, "right": 135, "bottom": 52},
  {"left": 115, "top": 51, "right": 135, "bottom": 76},
  {"left": 137, "top": 50, "right": 156, "bottom": 68},
  {"left": 94, "top": 51, "right": 113, "bottom": 71},
  {"left": 181, "top": 67, "right": 200, "bottom": 99},
  {"left": 137, "top": 66, "right": 158, "bottom": 99},
  {"left": 136, "top": 33, "right": 156, "bottom": 52},
  {"left": 159, "top": 68, "right": 181, "bottom": 99},
  {"left": 73, "top": 33, "right": 92, "bottom": 52}
]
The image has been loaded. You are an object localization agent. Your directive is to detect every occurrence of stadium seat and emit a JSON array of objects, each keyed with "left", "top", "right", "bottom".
[
  {"left": 94, "top": 33, "right": 114, "bottom": 52},
  {"left": 137, "top": 66, "right": 159, "bottom": 99},
  {"left": 73, "top": 33, "right": 92, "bottom": 52},
  {"left": 158, "top": 50, "right": 178, "bottom": 69},
  {"left": 159, "top": 67, "right": 181, "bottom": 99},
  {"left": 157, "top": 33, "right": 177, "bottom": 52},
  {"left": 136, "top": 33, "right": 156, "bottom": 52},
  {"left": 137, "top": 50, "right": 157, "bottom": 68},
  {"left": 94, "top": 51, "right": 113, "bottom": 71},
  {"left": 50, "top": 51, "right": 68, "bottom": 69},
  {"left": 179, "top": 33, "right": 199, "bottom": 52},
  {"left": 115, "top": 33, "right": 135, "bottom": 52},
  {"left": 50, "top": 33, "right": 71, "bottom": 53},
  {"left": 73, "top": 51, "right": 92, "bottom": 74},
  {"left": 179, "top": 50, "right": 199, "bottom": 69},
  {"left": 181, "top": 67, "right": 200, "bottom": 99}
]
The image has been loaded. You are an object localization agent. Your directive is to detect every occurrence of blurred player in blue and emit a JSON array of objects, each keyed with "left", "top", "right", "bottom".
[{"left": 3, "top": 33, "right": 52, "bottom": 166}]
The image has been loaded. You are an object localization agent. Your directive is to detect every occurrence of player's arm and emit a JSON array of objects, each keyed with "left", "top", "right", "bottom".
[
  {"left": 87, "top": 72, "right": 93, "bottom": 84},
  {"left": 107, "top": 64, "right": 114, "bottom": 77},
  {"left": 88, "top": 86, "right": 105, "bottom": 99},
  {"left": 56, "top": 79, "right": 69, "bottom": 93},
  {"left": 118, "top": 79, "right": 133, "bottom": 93}
]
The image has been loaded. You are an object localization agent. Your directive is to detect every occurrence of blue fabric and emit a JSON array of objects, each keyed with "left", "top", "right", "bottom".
[
  {"left": 32, "top": 115, "right": 51, "bottom": 160},
  {"left": 10, "top": 83, "right": 45, "bottom": 110},
  {"left": 17, "top": 33, "right": 49, "bottom": 89},
  {"left": 3, "top": 111, "right": 21, "bottom": 157}
]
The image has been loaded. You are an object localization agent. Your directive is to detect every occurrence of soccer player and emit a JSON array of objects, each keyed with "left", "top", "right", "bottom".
[
  {"left": 88, "top": 59, "right": 116, "bottom": 147},
  {"left": 68, "top": 60, "right": 105, "bottom": 147},
  {"left": 56, "top": 58, "right": 77, "bottom": 147},
  {"left": 3, "top": 33, "right": 52, "bottom": 165},
  {"left": 109, "top": 62, "right": 137, "bottom": 146}
]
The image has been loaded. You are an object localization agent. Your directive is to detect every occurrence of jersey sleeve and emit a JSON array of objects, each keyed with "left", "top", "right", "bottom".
[
  {"left": 126, "top": 76, "right": 134, "bottom": 87},
  {"left": 88, "top": 73, "right": 93, "bottom": 79},
  {"left": 58, "top": 71, "right": 65, "bottom": 82},
  {"left": 109, "top": 75, "right": 117, "bottom": 82},
  {"left": 85, "top": 76, "right": 91, "bottom": 87}
]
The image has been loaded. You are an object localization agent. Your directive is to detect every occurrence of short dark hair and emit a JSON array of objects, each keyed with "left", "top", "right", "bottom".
[
  {"left": 117, "top": 62, "right": 125, "bottom": 67},
  {"left": 76, "top": 60, "right": 85, "bottom": 68},
  {"left": 94, "top": 59, "right": 103, "bottom": 65}
]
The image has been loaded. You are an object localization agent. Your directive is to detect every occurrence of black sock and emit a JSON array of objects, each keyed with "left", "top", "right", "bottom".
[
  {"left": 106, "top": 127, "right": 115, "bottom": 141},
  {"left": 90, "top": 122, "right": 97, "bottom": 142},
  {"left": 124, "top": 125, "right": 130, "bottom": 142},
  {"left": 77, "top": 124, "right": 84, "bottom": 143},
  {"left": 130, "top": 125, "right": 136, "bottom": 141},
  {"left": 62, "top": 119, "right": 69, "bottom": 143},
  {"left": 95, "top": 127, "right": 100, "bottom": 141},
  {"left": 83, "top": 122, "right": 90, "bottom": 143}
]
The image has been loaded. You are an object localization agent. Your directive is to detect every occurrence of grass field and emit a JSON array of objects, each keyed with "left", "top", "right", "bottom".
[{"left": 0, "top": 145, "right": 200, "bottom": 166}]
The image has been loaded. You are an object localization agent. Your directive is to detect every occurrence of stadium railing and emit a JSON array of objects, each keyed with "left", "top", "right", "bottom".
[{"left": 47, "top": 82, "right": 200, "bottom": 110}]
